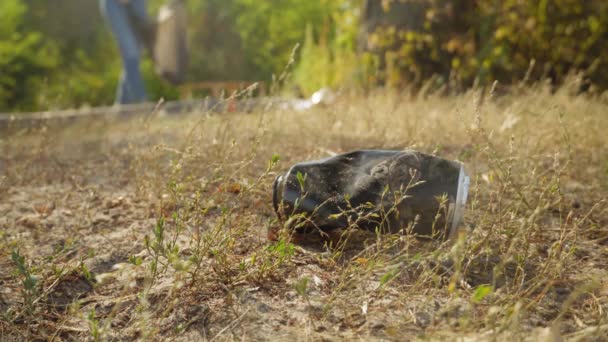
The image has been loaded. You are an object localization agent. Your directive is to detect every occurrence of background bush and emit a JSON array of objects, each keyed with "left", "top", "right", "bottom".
[
  {"left": 0, "top": 0, "right": 59, "bottom": 111},
  {"left": 363, "top": 0, "right": 608, "bottom": 91}
]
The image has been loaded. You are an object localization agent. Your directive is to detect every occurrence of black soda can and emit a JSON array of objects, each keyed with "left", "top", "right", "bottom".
[{"left": 272, "top": 150, "right": 469, "bottom": 239}]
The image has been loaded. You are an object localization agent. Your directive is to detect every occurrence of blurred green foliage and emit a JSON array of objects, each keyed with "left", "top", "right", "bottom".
[
  {"left": 292, "top": 1, "right": 362, "bottom": 96},
  {"left": 232, "top": 0, "right": 338, "bottom": 78},
  {"left": 365, "top": 0, "right": 608, "bottom": 91},
  {"left": 0, "top": 0, "right": 59, "bottom": 111},
  {"left": 1, "top": 0, "right": 607, "bottom": 112}
]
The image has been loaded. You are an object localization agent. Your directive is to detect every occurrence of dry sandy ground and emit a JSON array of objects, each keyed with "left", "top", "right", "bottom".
[{"left": 1, "top": 90, "right": 608, "bottom": 341}]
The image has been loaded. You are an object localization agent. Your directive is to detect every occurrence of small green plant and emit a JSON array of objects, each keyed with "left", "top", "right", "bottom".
[
  {"left": 250, "top": 238, "right": 296, "bottom": 281},
  {"left": 11, "top": 249, "right": 38, "bottom": 316},
  {"left": 87, "top": 308, "right": 101, "bottom": 342},
  {"left": 129, "top": 255, "right": 144, "bottom": 266},
  {"left": 472, "top": 285, "right": 493, "bottom": 303},
  {"left": 294, "top": 277, "right": 309, "bottom": 297},
  {"left": 80, "top": 263, "right": 92, "bottom": 282},
  {"left": 379, "top": 267, "right": 399, "bottom": 288},
  {"left": 296, "top": 171, "right": 306, "bottom": 191},
  {"left": 295, "top": 277, "right": 313, "bottom": 308},
  {"left": 266, "top": 239, "right": 295, "bottom": 262},
  {"left": 269, "top": 154, "right": 281, "bottom": 169},
  {"left": 144, "top": 217, "right": 166, "bottom": 287}
]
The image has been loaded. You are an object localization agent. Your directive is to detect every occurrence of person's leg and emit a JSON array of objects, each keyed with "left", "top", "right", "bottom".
[
  {"left": 127, "top": 0, "right": 149, "bottom": 23},
  {"left": 116, "top": 72, "right": 132, "bottom": 104},
  {"left": 99, "top": 0, "right": 147, "bottom": 104},
  {"left": 127, "top": 0, "right": 155, "bottom": 58}
]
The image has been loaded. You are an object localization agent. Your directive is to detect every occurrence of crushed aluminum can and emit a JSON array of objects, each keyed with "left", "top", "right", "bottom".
[{"left": 272, "top": 150, "right": 469, "bottom": 239}]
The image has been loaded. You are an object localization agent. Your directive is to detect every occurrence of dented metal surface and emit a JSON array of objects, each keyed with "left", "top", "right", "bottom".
[{"left": 273, "top": 150, "right": 469, "bottom": 239}]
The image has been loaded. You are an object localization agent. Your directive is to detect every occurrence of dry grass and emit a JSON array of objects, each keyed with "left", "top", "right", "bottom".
[{"left": 1, "top": 84, "right": 607, "bottom": 341}]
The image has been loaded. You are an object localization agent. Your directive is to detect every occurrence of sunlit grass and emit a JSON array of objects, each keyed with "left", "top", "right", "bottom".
[{"left": 1, "top": 82, "right": 607, "bottom": 340}]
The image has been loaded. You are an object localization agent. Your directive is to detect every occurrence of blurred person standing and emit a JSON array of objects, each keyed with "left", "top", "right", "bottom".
[{"left": 99, "top": 0, "right": 152, "bottom": 105}]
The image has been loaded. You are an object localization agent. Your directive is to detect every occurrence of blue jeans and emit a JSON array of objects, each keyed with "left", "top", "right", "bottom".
[{"left": 100, "top": 0, "right": 149, "bottom": 104}]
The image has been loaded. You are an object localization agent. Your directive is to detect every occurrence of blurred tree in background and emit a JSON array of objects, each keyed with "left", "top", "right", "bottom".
[
  {"left": 0, "top": 0, "right": 59, "bottom": 111},
  {"left": 232, "top": 0, "right": 339, "bottom": 78},
  {"left": 22, "top": 0, "right": 120, "bottom": 110},
  {"left": 1, "top": 0, "right": 607, "bottom": 112},
  {"left": 362, "top": 0, "right": 608, "bottom": 91}
]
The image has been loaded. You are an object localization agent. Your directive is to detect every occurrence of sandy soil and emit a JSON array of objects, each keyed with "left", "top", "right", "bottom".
[{"left": 1, "top": 91, "right": 608, "bottom": 341}]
